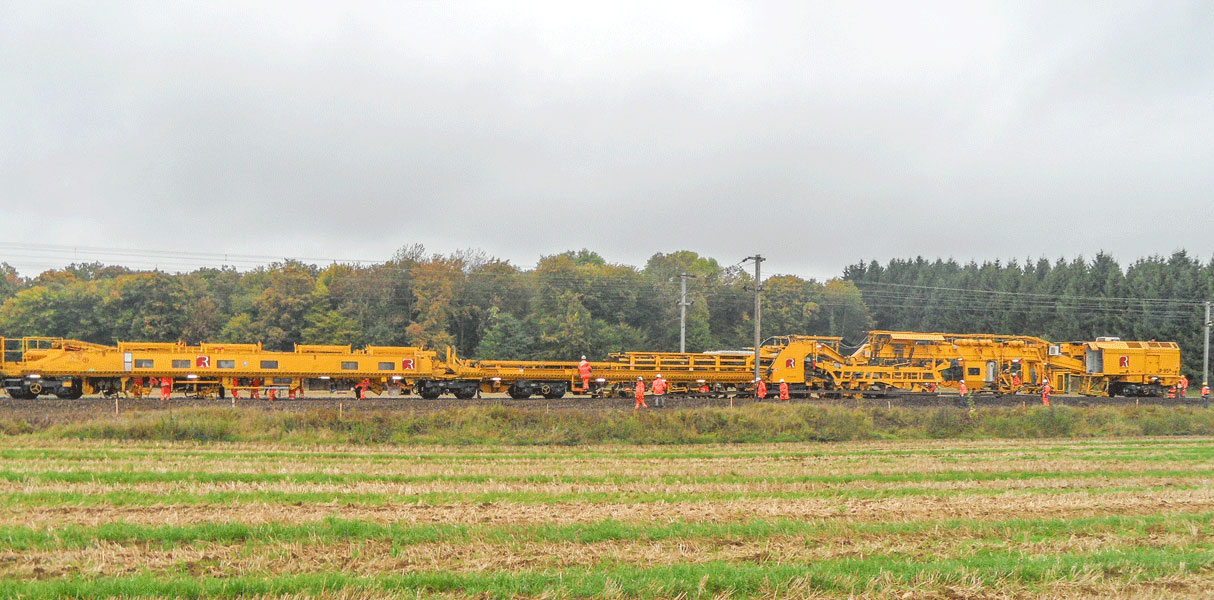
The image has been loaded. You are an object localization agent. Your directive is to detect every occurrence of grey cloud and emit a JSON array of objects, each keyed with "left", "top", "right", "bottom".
[{"left": 2, "top": 1, "right": 1212, "bottom": 280}]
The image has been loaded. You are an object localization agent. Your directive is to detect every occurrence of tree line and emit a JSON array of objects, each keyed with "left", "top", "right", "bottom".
[
  {"left": 0, "top": 246, "right": 870, "bottom": 361},
  {"left": 0, "top": 247, "right": 1210, "bottom": 376}
]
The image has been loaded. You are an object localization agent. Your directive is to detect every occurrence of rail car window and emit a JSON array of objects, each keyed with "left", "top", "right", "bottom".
[
  {"left": 217, "top": 360, "right": 236, "bottom": 369},
  {"left": 272, "top": 377, "right": 292, "bottom": 385},
  {"left": 260, "top": 360, "right": 278, "bottom": 369},
  {"left": 378, "top": 361, "right": 394, "bottom": 370},
  {"left": 172, "top": 360, "right": 189, "bottom": 368},
  {"left": 134, "top": 359, "right": 154, "bottom": 368},
  {"left": 341, "top": 361, "right": 358, "bottom": 370},
  {"left": 967, "top": 367, "right": 981, "bottom": 376}
]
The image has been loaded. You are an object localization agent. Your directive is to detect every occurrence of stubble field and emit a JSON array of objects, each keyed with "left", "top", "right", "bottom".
[{"left": 1, "top": 433, "right": 1213, "bottom": 598}]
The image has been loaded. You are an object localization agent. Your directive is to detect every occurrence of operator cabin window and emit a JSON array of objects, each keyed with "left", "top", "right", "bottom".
[
  {"left": 217, "top": 360, "right": 236, "bottom": 369},
  {"left": 260, "top": 360, "right": 279, "bottom": 369},
  {"left": 341, "top": 361, "right": 358, "bottom": 370},
  {"left": 967, "top": 367, "right": 981, "bottom": 376},
  {"left": 134, "top": 359, "right": 154, "bottom": 368},
  {"left": 172, "top": 360, "right": 189, "bottom": 369},
  {"left": 378, "top": 362, "right": 394, "bottom": 370}
]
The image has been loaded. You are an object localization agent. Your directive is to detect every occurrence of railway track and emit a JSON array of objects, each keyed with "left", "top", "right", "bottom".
[{"left": 0, "top": 392, "right": 1204, "bottom": 425}]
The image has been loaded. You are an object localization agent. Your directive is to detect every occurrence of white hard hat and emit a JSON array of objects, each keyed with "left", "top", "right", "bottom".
[
  {"left": 656, "top": 374, "right": 661, "bottom": 378},
  {"left": 779, "top": 379, "right": 785, "bottom": 383},
  {"left": 581, "top": 355, "right": 586, "bottom": 360},
  {"left": 637, "top": 376, "right": 643, "bottom": 380}
]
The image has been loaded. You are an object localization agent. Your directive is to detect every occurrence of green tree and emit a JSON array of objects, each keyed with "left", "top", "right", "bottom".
[
  {"left": 0, "top": 281, "right": 106, "bottom": 341},
  {"left": 302, "top": 308, "right": 361, "bottom": 344},
  {"left": 821, "top": 279, "right": 873, "bottom": 342},
  {"left": 760, "top": 275, "right": 821, "bottom": 339},
  {"left": 216, "top": 262, "right": 316, "bottom": 349},
  {"left": 474, "top": 307, "right": 534, "bottom": 358},
  {"left": 102, "top": 272, "right": 191, "bottom": 342},
  {"left": 0, "top": 263, "right": 20, "bottom": 301},
  {"left": 405, "top": 256, "right": 462, "bottom": 352}
]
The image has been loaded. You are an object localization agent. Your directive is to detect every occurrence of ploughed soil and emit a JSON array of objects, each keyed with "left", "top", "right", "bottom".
[{"left": 0, "top": 391, "right": 1204, "bottom": 426}]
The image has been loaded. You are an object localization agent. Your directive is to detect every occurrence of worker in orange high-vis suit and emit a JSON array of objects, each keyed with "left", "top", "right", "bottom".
[
  {"left": 650, "top": 374, "right": 668, "bottom": 408},
  {"left": 1201, "top": 382, "right": 1210, "bottom": 409},
  {"left": 778, "top": 379, "right": 790, "bottom": 401},
  {"left": 356, "top": 378, "right": 371, "bottom": 400},
  {"left": 1178, "top": 375, "right": 1189, "bottom": 398},
  {"left": 577, "top": 355, "right": 592, "bottom": 393},
  {"left": 1041, "top": 380, "right": 1052, "bottom": 406},
  {"left": 634, "top": 377, "right": 648, "bottom": 409},
  {"left": 159, "top": 376, "right": 172, "bottom": 403},
  {"left": 755, "top": 378, "right": 767, "bottom": 400},
  {"left": 958, "top": 380, "right": 968, "bottom": 397}
]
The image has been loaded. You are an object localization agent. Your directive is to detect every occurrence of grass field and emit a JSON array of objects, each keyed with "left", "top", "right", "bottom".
[{"left": 1, "top": 427, "right": 1213, "bottom": 598}]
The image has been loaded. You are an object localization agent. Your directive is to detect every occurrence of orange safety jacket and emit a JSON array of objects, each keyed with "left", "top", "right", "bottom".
[
  {"left": 755, "top": 381, "right": 767, "bottom": 398},
  {"left": 1202, "top": 386, "right": 1211, "bottom": 396},
  {"left": 577, "top": 360, "right": 592, "bottom": 377},
  {"left": 958, "top": 382, "right": 968, "bottom": 395},
  {"left": 778, "top": 382, "right": 790, "bottom": 400},
  {"left": 651, "top": 378, "right": 667, "bottom": 395},
  {"left": 634, "top": 381, "right": 645, "bottom": 399}
]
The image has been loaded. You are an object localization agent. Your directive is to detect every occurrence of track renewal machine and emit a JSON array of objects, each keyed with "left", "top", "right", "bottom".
[{"left": 0, "top": 331, "right": 1183, "bottom": 400}]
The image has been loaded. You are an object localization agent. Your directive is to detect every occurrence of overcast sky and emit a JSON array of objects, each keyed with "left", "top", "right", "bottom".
[{"left": 2, "top": 1, "right": 1212, "bottom": 280}]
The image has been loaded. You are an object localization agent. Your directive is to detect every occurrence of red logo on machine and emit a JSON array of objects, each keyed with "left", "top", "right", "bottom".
[
  {"left": 402, "top": 359, "right": 415, "bottom": 370},
  {"left": 785, "top": 358, "right": 796, "bottom": 368},
  {"left": 196, "top": 356, "right": 211, "bottom": 368},
  {"left": 1118, "top": 355, "right": 1129, "bottom": 368}
]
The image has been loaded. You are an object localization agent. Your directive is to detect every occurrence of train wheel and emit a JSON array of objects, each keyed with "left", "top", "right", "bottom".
[
  {"left": 55, "top": 386, "right": 84, "bottom": 400},
  {"left": 453, "top": 386, "right": 477, "bottom": 399},
  {"left": 543, "top": 384, "right": 567, "bottom": 399},
  {"left": 419, "top": 389, "right": 441, "bottom": 400}
]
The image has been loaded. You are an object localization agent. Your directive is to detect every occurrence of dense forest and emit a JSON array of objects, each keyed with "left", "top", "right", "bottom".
[{"left": 0, "top": 246, "right": 1211, "bottom": 376}]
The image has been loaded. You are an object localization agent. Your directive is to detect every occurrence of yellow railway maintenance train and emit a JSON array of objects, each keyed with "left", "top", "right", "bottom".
[{"left": 0, "top": 331, "right": 1182, "bottom": 400}]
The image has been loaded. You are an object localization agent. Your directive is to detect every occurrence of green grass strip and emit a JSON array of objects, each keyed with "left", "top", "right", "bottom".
[
  {"left": 4, "top": 437, "right": 1214, "bottom": 463},
  {"left": 2, "top": 546, "right": 1211, "bottom": 599},
  {"left": 1, "top": 466, "right": 1212, "bottom": 488},
  {"left": 0, "top": 482, "right": 1203, "bottom": 509},
  {"left": 0, "top": 513, "right": 1208, "bottom": 552}
]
